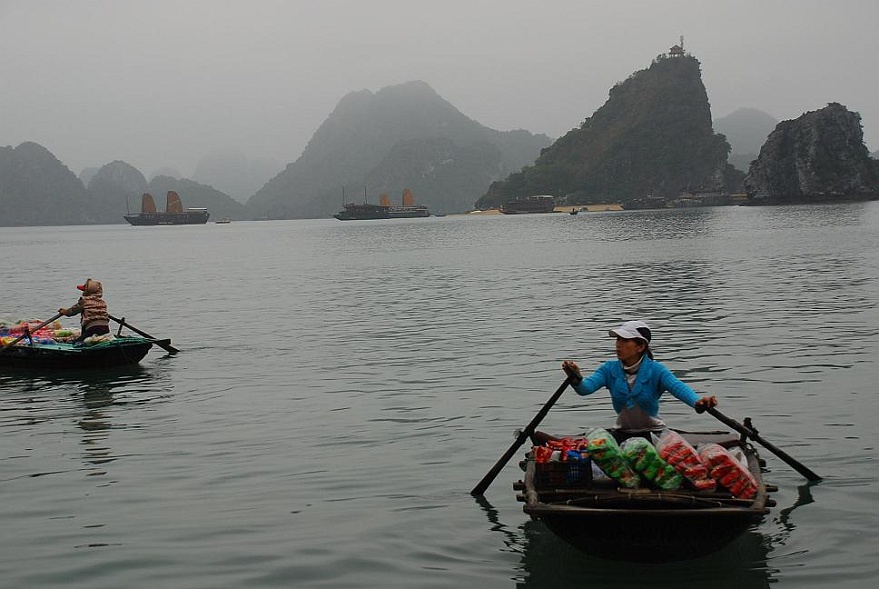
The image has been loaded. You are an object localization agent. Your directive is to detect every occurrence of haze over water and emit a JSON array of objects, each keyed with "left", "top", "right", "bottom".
[{"left": 1, "top": 204, "right": 878, "bottom": 588}]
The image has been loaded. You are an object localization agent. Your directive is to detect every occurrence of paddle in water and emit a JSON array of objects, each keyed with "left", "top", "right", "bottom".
[
  {"left": 109, "top": 314, "right": 179, "bottom": 355},
  {"left": 471, "top": 378, "right": 572, "bottom": 496},
  {"left": 701, "top": 406, "right": 821, "bottom": 482}
]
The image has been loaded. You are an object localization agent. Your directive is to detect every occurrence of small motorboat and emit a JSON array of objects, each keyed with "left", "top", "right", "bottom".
[{"left": 514, "top": 429, "right": 775, "bottom": 562}]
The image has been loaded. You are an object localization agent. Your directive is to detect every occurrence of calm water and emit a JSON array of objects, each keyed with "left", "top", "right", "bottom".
[{"left": 1, "top": 204, "right": 878, "bottom": 588}]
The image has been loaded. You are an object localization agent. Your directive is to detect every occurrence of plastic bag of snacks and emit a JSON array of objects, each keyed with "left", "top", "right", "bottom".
[
  {"left": 620, "top": 437, "right": 682, "bottom": 490},
  {"left": 653, "top": 430, "right": 716, "bottom": 492},
  {"left": 584, "top": 428, "right": 640, "bottom": 489},
  {"left": 697, "top": 443, "right": 758, "bottom": 499}
]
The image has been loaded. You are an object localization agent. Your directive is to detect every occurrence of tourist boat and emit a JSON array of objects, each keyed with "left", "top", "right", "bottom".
[
  {"left": 499, "top": 195, "right": 556, "bottom": 214},
  {"left": 514, "top": 429, "right": 775, "bottom": 562},
  {"left": 334, "top": 188, "right": 430, "bottom": 220},
  {"left": 124, "top": 191, "right": 210, "bottom": 225},
  {"left": 0, "top": 336, "right": 164, "bottom": 370}
]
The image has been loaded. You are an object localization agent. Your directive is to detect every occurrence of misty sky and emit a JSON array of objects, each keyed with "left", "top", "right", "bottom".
[{"left": 2, "top": 0, "right": 877, "bottom": 181}]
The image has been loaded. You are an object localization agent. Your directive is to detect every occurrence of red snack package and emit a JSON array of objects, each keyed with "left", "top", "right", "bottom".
[
  {"left": 654, "top": 430, "right": 716, "bottom": 492},
  {"left": 697, "top": 443, "right": 758, "bottom": 499}
]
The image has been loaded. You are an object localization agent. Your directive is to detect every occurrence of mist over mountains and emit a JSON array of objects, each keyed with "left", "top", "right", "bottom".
[
  {"left": 714, "top": 108, "right": 779, "bottom": 172},
  {"left": 2, "top": 56, "right": 876, "bottom": 226},
  {"left": 247, "top": 80, "right": 552, "bottom": 219}
]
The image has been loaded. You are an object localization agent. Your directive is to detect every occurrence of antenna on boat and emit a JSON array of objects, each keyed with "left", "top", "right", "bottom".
[
  {"left": 125, "top": 196, "right": 130, "bottom": 215},
  {"left": 342, "top": 186, "right": 346, "bottom": 205},
  {"left": 363, "top": 185, "right": 368, "bottom": 204}
]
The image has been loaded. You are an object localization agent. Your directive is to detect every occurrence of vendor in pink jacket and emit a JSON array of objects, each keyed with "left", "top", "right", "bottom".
[
  {"left": 59, "top": 278, "right": 110, "bottom": 343},
  {"left": 562, "top": 320, "right": 717, "bottom": 434}
]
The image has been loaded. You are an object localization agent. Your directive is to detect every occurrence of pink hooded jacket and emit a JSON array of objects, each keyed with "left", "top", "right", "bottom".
[{"left": 61, "top": 278, "right": 109, "bottom": 331}]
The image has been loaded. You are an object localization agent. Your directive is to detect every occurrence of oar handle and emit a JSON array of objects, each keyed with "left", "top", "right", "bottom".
[
  {"left": 470, "top": 378, "right": 572, "bottom": 497},
  {"left": 706, "top": 407, "right": 821, "bottom": 482},
  {"left": 0, "top": 312, "right": 64, "bottom": 354}
]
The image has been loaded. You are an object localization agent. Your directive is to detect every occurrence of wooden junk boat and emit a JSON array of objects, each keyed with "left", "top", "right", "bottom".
[
  {"left": 514, "top": 429, "right": 776, "bottom": 562},
  {"left": 334, "top": 188, "right": 430, "bottom": 220},
  {"left": 124, "top": 191, "right": 210, "bottom": 226}
]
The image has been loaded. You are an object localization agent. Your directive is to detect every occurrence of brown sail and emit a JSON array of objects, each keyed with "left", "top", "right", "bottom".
[
  {"left": 402, "top": 188, "right": 414, "bottom": 206},
  {"left": 380, "top": 193, "right": 391, "bottom": 207},
  {"left": 166, "top": 191, "right": 184, "bottom": 213},
  {"left": 141, "top": 193, "right": 157, "bottom": 214}
]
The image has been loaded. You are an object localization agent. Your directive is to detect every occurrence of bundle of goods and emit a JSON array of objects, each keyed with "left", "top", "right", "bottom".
[
  {"left": 697, "top": 443, "right": 758, "bottom": 499},
  {"left": 584, "top": 428, "right": 640, "bottom": 489},
  {"left": 0, "top": 320, "right": 61, "bottom": 345},
  {"left": 653, "top": 430, "right": 717, "bottom": 491},
  {"left": 532, "top": 436, "right": 591, "bottom": 486},
  {"left": 619, "top": 437, "right": 682, "bottom": 490}
]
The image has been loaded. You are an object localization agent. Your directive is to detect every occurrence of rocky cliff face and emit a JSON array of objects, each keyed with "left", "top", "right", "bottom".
[
  {"left": 477, "top": 52, "right": 731, "bottom": 208},
  {"left": 743, "top": 103, "right": 879, "bottom": 204}
]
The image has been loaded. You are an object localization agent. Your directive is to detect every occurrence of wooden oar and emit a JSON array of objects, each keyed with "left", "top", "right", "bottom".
[
  {"left": 0, "top": 313, "right": 64, "bottom": 354},
  {"left": 704, "top": 406, "right": 821, "bottom": 482},
  {"left": 471, "top": 378, "right": 572, "bottom": 497},
  {"left": 109, "top": 314, "right": 179, "bottom": 355}
]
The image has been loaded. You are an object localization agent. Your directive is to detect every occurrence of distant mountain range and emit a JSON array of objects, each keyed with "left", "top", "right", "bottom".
[
  {"left": 714, "top": 108, "right": 779, "bottom": 172},
  {"left": 247, "top": 80, "right": 552, "bottom": 218},
  {"left": 0, "top": 146, "right": 248, "bottom": 226},
  {"left": 3, "top": 62, "right": 876, "bottom": 226}
]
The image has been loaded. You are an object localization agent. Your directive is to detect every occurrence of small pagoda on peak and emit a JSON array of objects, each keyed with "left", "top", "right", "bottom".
[{"left": 669, "top": 36, "right": 686, "bottom": 57}]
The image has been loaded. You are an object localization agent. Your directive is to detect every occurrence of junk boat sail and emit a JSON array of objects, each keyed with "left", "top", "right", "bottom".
[
  {"left": 124, "top": 191, "right": 210, "bottom": 226},
  {"left": 334, "top": 188, "right": 430, "bottom": 220}
]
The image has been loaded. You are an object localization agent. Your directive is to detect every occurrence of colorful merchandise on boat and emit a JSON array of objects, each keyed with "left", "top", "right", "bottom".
[
  {"left": 583, "top": 427, "right": 641, "bottom": 489},
  {"left": 516, "top": 428, "right": 772, "bottom": 561},
  {"left": 620, "top": 436, "right": 683, "bottom": 490},
  {"left": 654, "top": 429, "right": 717, "bottom": 491},
  {"left": 698, "top": 442, "right": 759, "bottom": 499}
]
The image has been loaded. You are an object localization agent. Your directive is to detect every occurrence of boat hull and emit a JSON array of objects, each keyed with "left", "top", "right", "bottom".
[
  {"left": 124, "top": 211, "right": 210, "bottom": 225},
  {"left": 388, "top": 205, "right": 430, "bottom": 218},
  {"left": 518, "top": 430, "right": 770, "bottom": 562},
  {"left": 0, "top": 337, "right": 155, "bottom": 370},
  {"left": 334, "top": 203, "right": 431, "bottom": 220}
]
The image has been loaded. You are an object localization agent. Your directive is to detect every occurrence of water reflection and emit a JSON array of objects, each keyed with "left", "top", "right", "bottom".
[
  {"left": 584, "top": 208, "right": 721, "bottom": 241},
  {"left": 0, "top": 365, "right": 174, "bottom": 476},
  {"left": 473, "top": 488, "right": 819, "bottom": 589}
]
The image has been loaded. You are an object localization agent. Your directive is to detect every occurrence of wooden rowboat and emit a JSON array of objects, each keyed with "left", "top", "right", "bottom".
[
  {"left": 514, "top": 429, "right": 776, "bottom": 562},
  {"left": 0, "top": 336, "right": 163, "bottom": 371}
]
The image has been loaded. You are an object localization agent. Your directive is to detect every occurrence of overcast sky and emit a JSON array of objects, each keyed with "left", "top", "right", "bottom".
[{"left": 2, "top": 0, "right": 877, "bottom": 179}]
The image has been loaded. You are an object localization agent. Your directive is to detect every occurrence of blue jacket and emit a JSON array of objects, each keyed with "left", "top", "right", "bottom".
[{"left": 572, "top": 355, "right": 699, "bottom": 417}]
